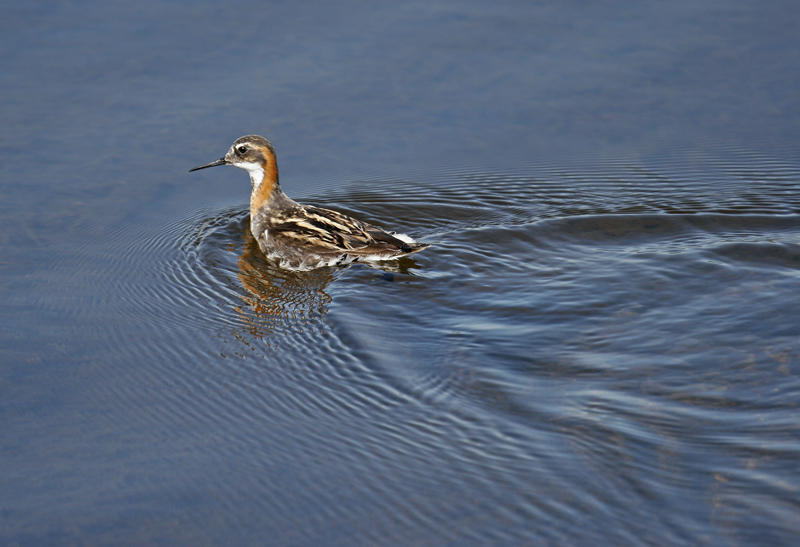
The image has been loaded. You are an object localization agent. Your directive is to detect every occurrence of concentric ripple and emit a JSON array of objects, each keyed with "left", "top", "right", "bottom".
[{"left": 55, "top": 145, "right": 800, "bottom": 543}]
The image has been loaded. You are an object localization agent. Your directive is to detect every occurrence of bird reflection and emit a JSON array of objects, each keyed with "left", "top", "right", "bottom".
[{"left": 233, "top": 223, "right": 335, "bottom": 341}]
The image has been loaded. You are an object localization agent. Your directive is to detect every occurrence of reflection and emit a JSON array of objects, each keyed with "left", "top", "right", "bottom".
[{"left": 233, "top": 223, "right": 335, "bottom": 341}]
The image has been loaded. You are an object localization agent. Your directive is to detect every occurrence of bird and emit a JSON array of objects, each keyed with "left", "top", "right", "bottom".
[{"left": 190, "top": 135, "right": 428, "bottom": 270}]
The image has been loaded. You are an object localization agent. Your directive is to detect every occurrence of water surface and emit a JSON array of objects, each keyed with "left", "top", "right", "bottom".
[{"left": 2, "top": 1, "right": 800, "bottom": 544}]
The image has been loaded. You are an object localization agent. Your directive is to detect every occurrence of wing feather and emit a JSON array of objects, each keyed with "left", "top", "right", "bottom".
[{"left": 264, "top": 204, "right": 425, "bottom": 257}]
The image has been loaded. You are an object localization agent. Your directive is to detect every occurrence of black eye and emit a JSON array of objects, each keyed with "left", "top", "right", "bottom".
[{"left": 236, "top": 145, "right": 247, "bottom": 154}]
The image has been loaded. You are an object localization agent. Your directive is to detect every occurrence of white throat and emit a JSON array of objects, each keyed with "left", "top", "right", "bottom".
[
  {"left": 247, "top": 165, "right": 265, "bottom": 190},
  {"left": 238, "top": 162, "right": 265, "bottom": 190}
]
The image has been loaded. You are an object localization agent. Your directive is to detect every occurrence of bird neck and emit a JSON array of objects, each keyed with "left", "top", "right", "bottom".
[{"left": 249, "top": 160, "right": 280, "bottom": 214}]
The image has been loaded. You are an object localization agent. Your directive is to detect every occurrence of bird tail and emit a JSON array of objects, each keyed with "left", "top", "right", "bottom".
[{"left": 400, "top": 242, "right": 429, "bottom": 255}]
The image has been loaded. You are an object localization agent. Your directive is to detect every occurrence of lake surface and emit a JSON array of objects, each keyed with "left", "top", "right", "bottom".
[{"left": 2, "top": 1, "right": 800, "bottom": 544}]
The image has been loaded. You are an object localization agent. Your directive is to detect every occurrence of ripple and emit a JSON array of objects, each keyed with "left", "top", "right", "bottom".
[{"left": 43, "top": 147, "right": 800, "bottom": 544}]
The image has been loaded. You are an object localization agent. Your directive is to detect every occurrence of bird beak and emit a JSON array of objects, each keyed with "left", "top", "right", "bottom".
[{"left": 189, "top": 157, "right": 228, "bottom": 172}]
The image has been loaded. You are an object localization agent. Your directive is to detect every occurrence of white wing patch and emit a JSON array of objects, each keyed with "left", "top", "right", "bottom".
[{"left": 390, "top": 232, "right": 416, "bottom": 244}]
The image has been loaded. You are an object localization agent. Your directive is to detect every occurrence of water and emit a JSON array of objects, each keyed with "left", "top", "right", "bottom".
[{"left": 3, "top": 1, "right": 800, "bottom": 544}]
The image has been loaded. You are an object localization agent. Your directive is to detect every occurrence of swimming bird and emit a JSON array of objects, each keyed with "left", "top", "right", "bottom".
[{"left": 190, "top": 135, "right": 428, "bottom": 270}]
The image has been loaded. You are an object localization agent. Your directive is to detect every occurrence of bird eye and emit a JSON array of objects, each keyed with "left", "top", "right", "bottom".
[{"left": 236, "top": 145, "right": 247, "bottom": 154}]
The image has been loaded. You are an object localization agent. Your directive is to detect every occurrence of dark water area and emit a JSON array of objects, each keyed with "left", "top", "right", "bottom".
[{"left": 3, "top": 1, "right": 800, "bottom": 544}]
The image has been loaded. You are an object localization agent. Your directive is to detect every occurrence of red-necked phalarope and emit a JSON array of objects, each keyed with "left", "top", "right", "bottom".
[{"left": 190, "top": 135, "right": 429, "bottom": 270}]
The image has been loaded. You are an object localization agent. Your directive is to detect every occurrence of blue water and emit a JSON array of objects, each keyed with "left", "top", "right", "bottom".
[{"left": 2, "top": 1, "right": 800, "bottom": 544}]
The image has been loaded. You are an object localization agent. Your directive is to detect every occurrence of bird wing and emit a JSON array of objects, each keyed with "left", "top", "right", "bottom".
[{"left": 268, "top": 205, "right": 408, "bottom": 254}]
